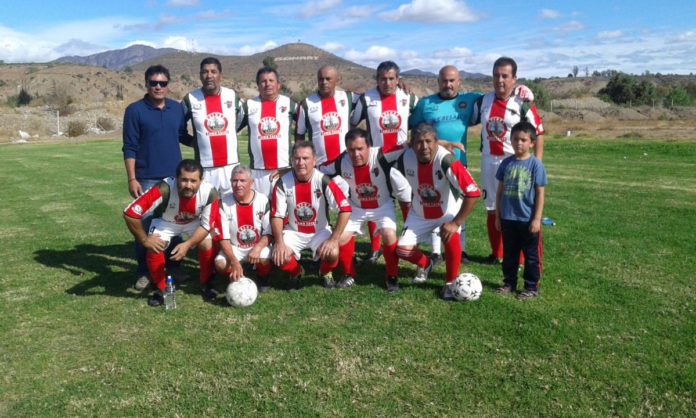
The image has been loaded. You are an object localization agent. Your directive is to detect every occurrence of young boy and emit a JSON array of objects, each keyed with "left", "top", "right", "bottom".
[{"left": 494, "top": 121, "right": 547, "bottom": 300}]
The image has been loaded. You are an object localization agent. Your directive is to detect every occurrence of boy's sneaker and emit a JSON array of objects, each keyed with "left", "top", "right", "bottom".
[
  {"left": 495, "top": 285, "right": 515, "bottom": 295},
  {"left": 460, "top": 251, "right": 471, "bottom": 264},
  {"left": 322, "top": 271, "right": 335, "bottom": 289},
  {"left": 440, "top": 283, "right": 455, "bottom": 301},
  {"left": 257, "top": 277, "right": 271, "bottom": 293},
  {"left": 385, "top": 276, "right": 400, "bottom": 293},
  {"left": 412, "top": 259, "right": 433, "bottom": 284},
  {"left": 134, "top": 275, "right": 150, "bottom": 291},
  {"left": 516, "top": 289, "right": 539, "bottom": 300},
  {"left": 429, "top": 252, "right": 443, "bottom": 267},
  {"left": 364, "top": 249, "right": 383, "bottom": 265},
  {"left": 336, "top": 276, "right": 355, "bottom": 289},
  {"left": 147, "top": 290, "right": 164, "bottom": 307}
]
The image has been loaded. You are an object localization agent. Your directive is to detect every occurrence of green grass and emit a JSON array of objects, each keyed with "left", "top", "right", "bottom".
[{"left": 1, "top": 137, "right": 694, "bottom": 416}]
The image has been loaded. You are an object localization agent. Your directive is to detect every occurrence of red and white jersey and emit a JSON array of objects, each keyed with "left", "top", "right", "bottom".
[
  {"left": 242, "top": 95, "right": 297, "bottom": 170},
  {"left": 124, "top": 177, "right": 218, "bottom": 224},
  {"left": 271, "top": 169, "right": 351, "bottom": 234},
  {"left": 202, "top": 191, "right": 270, "bottom": 248},
  {"left": 471, "top": 92, "right": 544, "bottom": 157},
  {"left": 395, "top": 146, "right": 481, "bottom": 220},
  {"left": 296, "top": 90, "right": 357, "bottom": 165},
  {"left": 351, "top": 87, "right": 417, "bottom": 153},
  {"left": 321, "top": 147, "right": 411, "bottom": 209},
  {"left": 183, "top": 87, "right": 243, "bottom": 168}
]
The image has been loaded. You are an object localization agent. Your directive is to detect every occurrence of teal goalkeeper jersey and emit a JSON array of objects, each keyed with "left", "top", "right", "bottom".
[{"left": 409, "top": 92, "right": 482, "bottom": 166}]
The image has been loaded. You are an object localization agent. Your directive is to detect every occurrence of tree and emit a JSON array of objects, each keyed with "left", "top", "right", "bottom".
[
  {"left": 262, "top": 56, "right": 277, "bottom": 69},
  {"left": 16, "top": 87, "right": 32, "bottom": 106},
  {"left": 598, "top": 73, "right": 636, "bottom": 104},
  {"left": 664, "top": 87, "right": 693, "bottom": 107},
  {"left": 584, "top": 66, "right": 589, "bottom": 77},
  {"left": 524, "top": 80, "right": 551, "bottom": 110},
  {"left": 572, "top": 65, "right": 579, "bottom": 77}
]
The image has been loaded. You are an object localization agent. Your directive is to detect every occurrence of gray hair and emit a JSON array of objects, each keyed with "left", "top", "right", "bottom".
[
  {"left": 230, "top": 164, "right": 252, "bottom": 180},
  {"left": 411, "top": 122, "right": 437, "bottom": 140}
]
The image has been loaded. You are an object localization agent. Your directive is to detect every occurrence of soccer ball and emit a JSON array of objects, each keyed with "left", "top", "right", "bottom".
[
  {"left": 225, "top": 277, "right": 258, "bottom": 308},
  {"left": 451, "top": 273, "right": 483, "bottom": 301}
]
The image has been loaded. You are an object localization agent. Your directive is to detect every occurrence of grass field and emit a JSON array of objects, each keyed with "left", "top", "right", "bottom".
[{"left": 1, "top": 136, "right": 694, "bottom": 416}]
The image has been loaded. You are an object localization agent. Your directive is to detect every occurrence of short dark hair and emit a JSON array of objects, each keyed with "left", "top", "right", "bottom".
[
  {"left": 411, "top": 122, "right": 437, "bottom": 140},
  {"left": 345, "top": 127, "right": 372, "bottom": 147},
  {"left": 292, "top": 140, "right": 315, "bottom": 156},
  {"left": 256, "top": 66, "right": 279, "bottom": 85},
  {"left": 376, "top": 61, "right": 400, "bottom": 78},
  {"left": 510, "top": 121, "right": 537, "bottom": 142},
  {"left": 176, "top": 159, "right": 203, "bottom": 178},
  {"left": 493, "top": 56, "right": 517, "bottom": 77},
  {"left": 144, "top": 65, "right": 170, "bottom": 82},
  {"left": 200, "top": 57, "right": 222, "bottom": 73}
]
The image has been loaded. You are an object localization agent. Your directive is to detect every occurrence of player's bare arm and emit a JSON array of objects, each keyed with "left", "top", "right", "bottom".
[
  {"left": 534, "top": 134, "right": 544, "bottom": 161},
  {"left": 442, "top": 196, "right": 478, "bottom": 243},
  {"left": 271, "top": 217, "right": 291, "bottom": 265},
  {"left": 530, "top": 186, "right": 545, "bottom": 234},
  {"left": 248, "top": 235, "right": 271, "bottom": 265},
  {"left": 170, "top": 225, "right": 209, "bottom": 261},
  {"left": 123, "top": 214, "right": 167, "bottom": 253}
]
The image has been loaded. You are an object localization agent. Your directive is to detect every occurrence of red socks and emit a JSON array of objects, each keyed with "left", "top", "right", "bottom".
[
  {"left": 383, "top": 241, "right": 398, "bottom": 277},
  {"left": 339, "top": 236, "right": 356, "bottom": 277},
  {"left": 368, "top": 221, "right": 381, "bottom": 252},
  {"left": 443, "top": 232, "right": 461, "bottom": 283},
  {"left": 255, "top": 262, "right": 272, "bottom": 278},
  {"left": 487, "top": 212, "right": 503, "bottom": 258},
  {"left": 146, "top": 251, "right": 166, "bottom": 291},
  {"left": 198, "top": 246, "right": 215, "bottom": 285},
  {"left": 396, "top": 247, "right": 428, "bottom": 268},
  {"left": 278, "top": 257, "right": 302, "bottom": 277}
]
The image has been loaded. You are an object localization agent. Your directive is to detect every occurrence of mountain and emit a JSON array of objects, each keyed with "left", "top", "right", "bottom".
[
  {"left": 403, "top": 69, "right": 436, "bottom": 77},
  {"left": 460, "top": 70, "right": 489, "bottom": 80},
  {"left": 53, "top": 44, "right": 179, "bottom": 70}
]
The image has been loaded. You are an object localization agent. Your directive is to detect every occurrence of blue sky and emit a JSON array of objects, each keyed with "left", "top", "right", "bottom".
[{"left": 1, "top": 0, "right": 695, "bottom": 78}]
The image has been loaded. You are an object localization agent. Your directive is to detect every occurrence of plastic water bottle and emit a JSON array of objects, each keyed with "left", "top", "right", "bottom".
[
  {"left": 164, "top": 275, "right": 177, "bottom": 310},
  {"left": 541, "top": 217, "right": 556, "bottom": 226}
]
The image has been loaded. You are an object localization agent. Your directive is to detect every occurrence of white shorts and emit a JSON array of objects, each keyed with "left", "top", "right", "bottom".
[
  {"left": 480, "top": 154, "right": 506, "bottom": 211},
  {"left": 203, "top": 164, "right": 237, "bottom": 194},
  {"left": 282, "top": 228, "right": 332, "bottom": 260},
  {"left": 345, "top": 201, "right": 397, "bottom": 235},
  {"left": 215, "top": 244, "right": 272, "bottom": 264},
  {"left": 252, "top": 168, "right": 284, "bottom": 197},
  {"left": 397, "top": 213, "right": 458, "bottom": 247},
  {"left": 149, "top": 219, "right": 206, "bottom": 244}
]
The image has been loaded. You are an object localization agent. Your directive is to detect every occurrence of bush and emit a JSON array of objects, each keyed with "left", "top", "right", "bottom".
[
  {"left": 664, "top": 87, "right": 693, "bottom": 107},
  {"left": 16, "top": 87, "right": 33, "bottom": 106},
  {"left": 525, "top": 80, "right": 551, "bottom": 110},
  {"left": 67, "top": 121, "right": 87, "bottom": 137},
  {"left": 96, "top": 117, "right": 115, "bottom": 131}
]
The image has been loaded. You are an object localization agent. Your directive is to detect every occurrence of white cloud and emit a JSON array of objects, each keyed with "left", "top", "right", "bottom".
[
  {"left": 346, "top": 6, "right": 375, "bottom": 18},
  {"left": 235, "top": 41, "right": 278, "bottom": 56},
  {"left": 555, "top": 20, "right": 585, "bottom": 32},
  {"left": 321, "top": 42, "right": 345, "bottom": 53},
  {"left": 673, "top": 30, "right": 696, "bottom": 43},
  {"left": 166, "top": 0, "right": 199, "bottom": 7},
  {"left": 299, "top": 0, "right": 341, "bottom": 18},
  {"left": 597, "top": 30, "right": 624, "bottom": 40},
  {"left": 125, "top": 40, "right": 157, "bottom": 48},
  {"left": 433, "top": 47, "right": 473, "bottom": 59},
  {"left": 540, "top": 9, "right": 560, "bottom": 19},
  {"left": 197, "top": 9, "right": 234, "bottom": 21},
  {"left": 380, "top": 0, "right": 479, "bottom": 23},
  {"left": 163, "top": 36, "right": 199, "bottom": 51}
]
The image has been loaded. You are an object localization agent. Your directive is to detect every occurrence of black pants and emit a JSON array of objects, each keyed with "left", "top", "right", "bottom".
[{"left": 501, "top": 219, "right": 542, "bottom": 291}]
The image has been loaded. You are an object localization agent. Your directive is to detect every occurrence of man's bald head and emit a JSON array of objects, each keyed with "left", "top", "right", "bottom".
[
  {"left": 317, "top": 65, "right": 340, "bottom": 98},
  {"left": 437, "top": 65, "right": 461, "bottom": 99}
]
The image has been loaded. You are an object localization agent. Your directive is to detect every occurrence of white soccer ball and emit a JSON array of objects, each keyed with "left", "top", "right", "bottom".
[
  {"left": 225, "top": 277, "right": 258, "bottom": 307},
  {"left": 452, "top": 273, "right": 483, "bottom": 301}
]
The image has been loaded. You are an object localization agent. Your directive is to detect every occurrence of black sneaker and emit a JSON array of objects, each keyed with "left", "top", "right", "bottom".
[
  {"left": 288, "top": 267, "right": 303, "bottom": 291},
  {"left": 336, "top": 276, "right": 355, "bottom": 289},
  {"left": 147, "top": 291, "right": 164, "bottom": 307},
  {"left": 440, "top": 283, "right": 455, "bottom": 301},
  {"left": 430, "top": 252, "right": 443, "bottom": 267},
  {"left": 201, "top": 284, "right": 219, "bottom": 301},
  {"left": 364, "top": 249, "right": 382, "bottom": 265},
  {"left": 257, "top": 277, "right": 271, "bottom": 293},
  {"left": 517, "top": 289, "right": 539, "bottom": 300},
  {"left": 484, "top": 254, "right": 503, "bottom": 265},
  {"left": 460, "top": 251, "right": 471, "bottom": 264},
  {"left": 385, "top": 276, "right": 400, "bottom": 293}
]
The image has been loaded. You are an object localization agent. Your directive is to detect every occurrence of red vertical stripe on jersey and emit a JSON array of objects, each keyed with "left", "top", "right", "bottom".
[
  {"left": 178, "top": 195, "right": 198, "bottom": 224},
  {"left": 235, "top": 203, "right": 258, "bottom": 246},
  {"left": 417, "top": 161, "right": 443, "bottom": 219},
  {"left": 489, "top": 99, "right": 508, "bottom": 156},
  {"left": 380, "top": 94, "right": 399, "bottom": 153},
  {"left": 294, "top": 181, "right": 315, "bottom": 234},
  {"left": 204, "top": 95, "right": 228, "bottom": 167},
  {"left": 353, "top": 164, "right": 378, "bottom": 209},
  {"left": 260, "top": 101, "right": 279, "bottom": 169},
  {"left": 320, "top": 97, "right": 341, "bottom": 162}
]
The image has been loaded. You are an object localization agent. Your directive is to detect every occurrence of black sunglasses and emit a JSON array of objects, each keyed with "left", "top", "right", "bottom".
[{"left": 147, "top": 80, "right": 169, "bottom": 88}]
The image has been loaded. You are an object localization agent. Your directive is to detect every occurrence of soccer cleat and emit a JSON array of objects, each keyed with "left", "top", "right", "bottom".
[
  {"left": 517, "top": 289, "right": 539, "bottom": 300},
  {"left": 484, "top": 254, "right": 503, "bottom": 265},
  {"left": 460, "top": 251, "right": 471, "bottom": 264},
  {"left": 430, "top": 252, "right": 443, "bottom": 267},
  {"left": 322, "top": 271, "right": 335, "bottom": 289},
  {"left": 147, "top": 290, "right": 164, "bottom": 307},
  {"left": 495, "top": 285, "right": 515, "bottom": 295},
  {"left": 440, "top": 283, "right": 455, "bottom": 301},
  {"left": 257, "top": 277, "right": 271, "bottom": 293},
  {"left": 201, "top": 284, "right": 219, "bottom": 301},
  {"left": 364, "top": 249, "right": 383, "bottom": 265},
  {"left": 288, "top": 267, "right": 304, "bottom": 291},
  {"left": 336, "top": 276, "right": 355, "bottom": 289},
  {"left": 134, "top": 275, "right": 150, "bottom": 291},
  {"left": 168, "top": 265, "right": 191, "bottom": 284},
  {"left": 412, "top": 259, "right": 433, "bottom": 284},
  {"left": 385, "top": 276, "right": 400, "bottom": 293}
]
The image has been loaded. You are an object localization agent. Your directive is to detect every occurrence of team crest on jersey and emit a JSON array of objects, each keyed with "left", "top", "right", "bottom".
[
  {"left": 295, "top": 202, "right": 316, "bottom": 224},
  {"left": 280, "top": 106, "right": 287, "bottom": 113},
  {"left": 339, "top": 99, "right": 346, "bottom": 107},
  {"left": 193, "top": 103, "right": 202, "bottom": 110},
  {"left": 379, "top": 110, "right": 401, "bottom": 132},
  {"left": 314, "top": 188, "right": 323, "bottom": 199},
  {"left": 225, "top": 100, "right": 234, "bottom": 109},
  {"left": 257, "top": 211, "right": 265, "bottom": 220},
  {"left": 486, "top": 116, "right": 507, "bottom": 141},
  {"left": 205, "top": 112, "right": 228, "bottom": 134},
  {"left": 417, "top": 185, "right": 441, "bottom": 207},
  {"left": 406, "top": 169, "right": 415, "bottom": 177},
  {"left": 320, "top": 112, "right": 341, "bottom": 134},
  {"left": 372, "top": 167, "right": 380, "bottom": 177},
  {"left": 436, "top": 170, "right": 443, "bottom": 180},
  {"left": 309, "top": 105, "right": 319, "bottom": 113},
  {"left": 131, "top": 204, "right": 143, "bottom": 215},
  {"left": 258, "top": 117, "right": 280, "bottom": 138},
  {"left": 356, "top": 183, "right": 378, "bottom": 201},
  {"left": 341, "top": 172, "right": 353, "bottom": 179},
  {"left": 401, "top": 98, "right": 408, "bottom": 107},
  {"left": 237, "top": 225, "right": 259, "bottom": 247},
  {"left": 458, "top": 102, "right": 468, "bottom": 109}
]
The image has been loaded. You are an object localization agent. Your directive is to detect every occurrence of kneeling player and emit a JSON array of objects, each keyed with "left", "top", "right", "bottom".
[
  {"left": 123, "top": 159, "right": 218, "bottom": 306},
  {"left": 395, "top": 123, "right": 481, "bottom": 299},
  {"left": 320, "top": 128, "right": 411, "bottom": 291},
  {"left": 271, "top": 141, "right": 352, "bottom": 290}
]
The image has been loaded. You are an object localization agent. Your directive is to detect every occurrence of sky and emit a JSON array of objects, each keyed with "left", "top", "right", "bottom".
[{"left": 1, "top": 0, "right": 695, "bottom": 78}]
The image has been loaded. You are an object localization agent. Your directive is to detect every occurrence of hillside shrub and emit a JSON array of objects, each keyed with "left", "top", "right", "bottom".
[
  {"left": 525, "top": 80, "right": 551, "bottom": 110},
  {"left": 97, "top": 117, "right": 115, "bottom": 131},
  {"left": 67, "top": 121, "right": 87, "bottom": 137}
]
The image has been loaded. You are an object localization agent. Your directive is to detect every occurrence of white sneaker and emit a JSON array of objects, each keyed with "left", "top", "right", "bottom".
[
  {"left": 412, "top": 259, "right": 433, "bottom": 284},
  {"left": 134, "top": 275, "right": 150, "bottom": 291}
]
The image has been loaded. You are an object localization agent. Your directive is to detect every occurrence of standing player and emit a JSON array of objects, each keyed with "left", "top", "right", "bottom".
[
  {"left": 320, "top": 128, "right": 412, "bottom": 291},
  {"left": 239, "top": 67, "right": 297, "bottom": 197},
  {"left": 395, "top": 123, "right": 481, "bottom": 300},
  {"left": 351, "top": 61, "right": 418, "bottom": 264},
  {"left": 183, "top": 57, "right": 244, "bottom": 193},
  {"left": 270, "top": 141, "right": 352, "bottom": 290},
  {"left": 122, "top": 64, "right": 190, "bottom": 290},
  {"left": 471, "top": 57, "right": 544, "bottom": 264},
  {"left": 123, "top": 159, "right": 218, "bottom": 306}
]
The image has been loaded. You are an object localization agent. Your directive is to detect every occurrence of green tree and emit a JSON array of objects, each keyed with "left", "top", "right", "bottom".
[
  {"left": 664, "top": 87, "right": 693, "bottom": 107},
  {"left": 262, "top": 56, "right": 277, "bottom": 69},
  {"left": 525, "top": 80, "right": 551, "bottom": 110},
  {"left": 16, "top": 87, "right": 32, "bottom": 106},
  {"left": 599, "top": 73, "right": 636, "bottom": 104}
]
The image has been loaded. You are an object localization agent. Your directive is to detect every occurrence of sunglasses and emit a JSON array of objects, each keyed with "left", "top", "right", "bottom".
[{"left": 147, "top": 80, "right": 169, "bottom": 88}]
